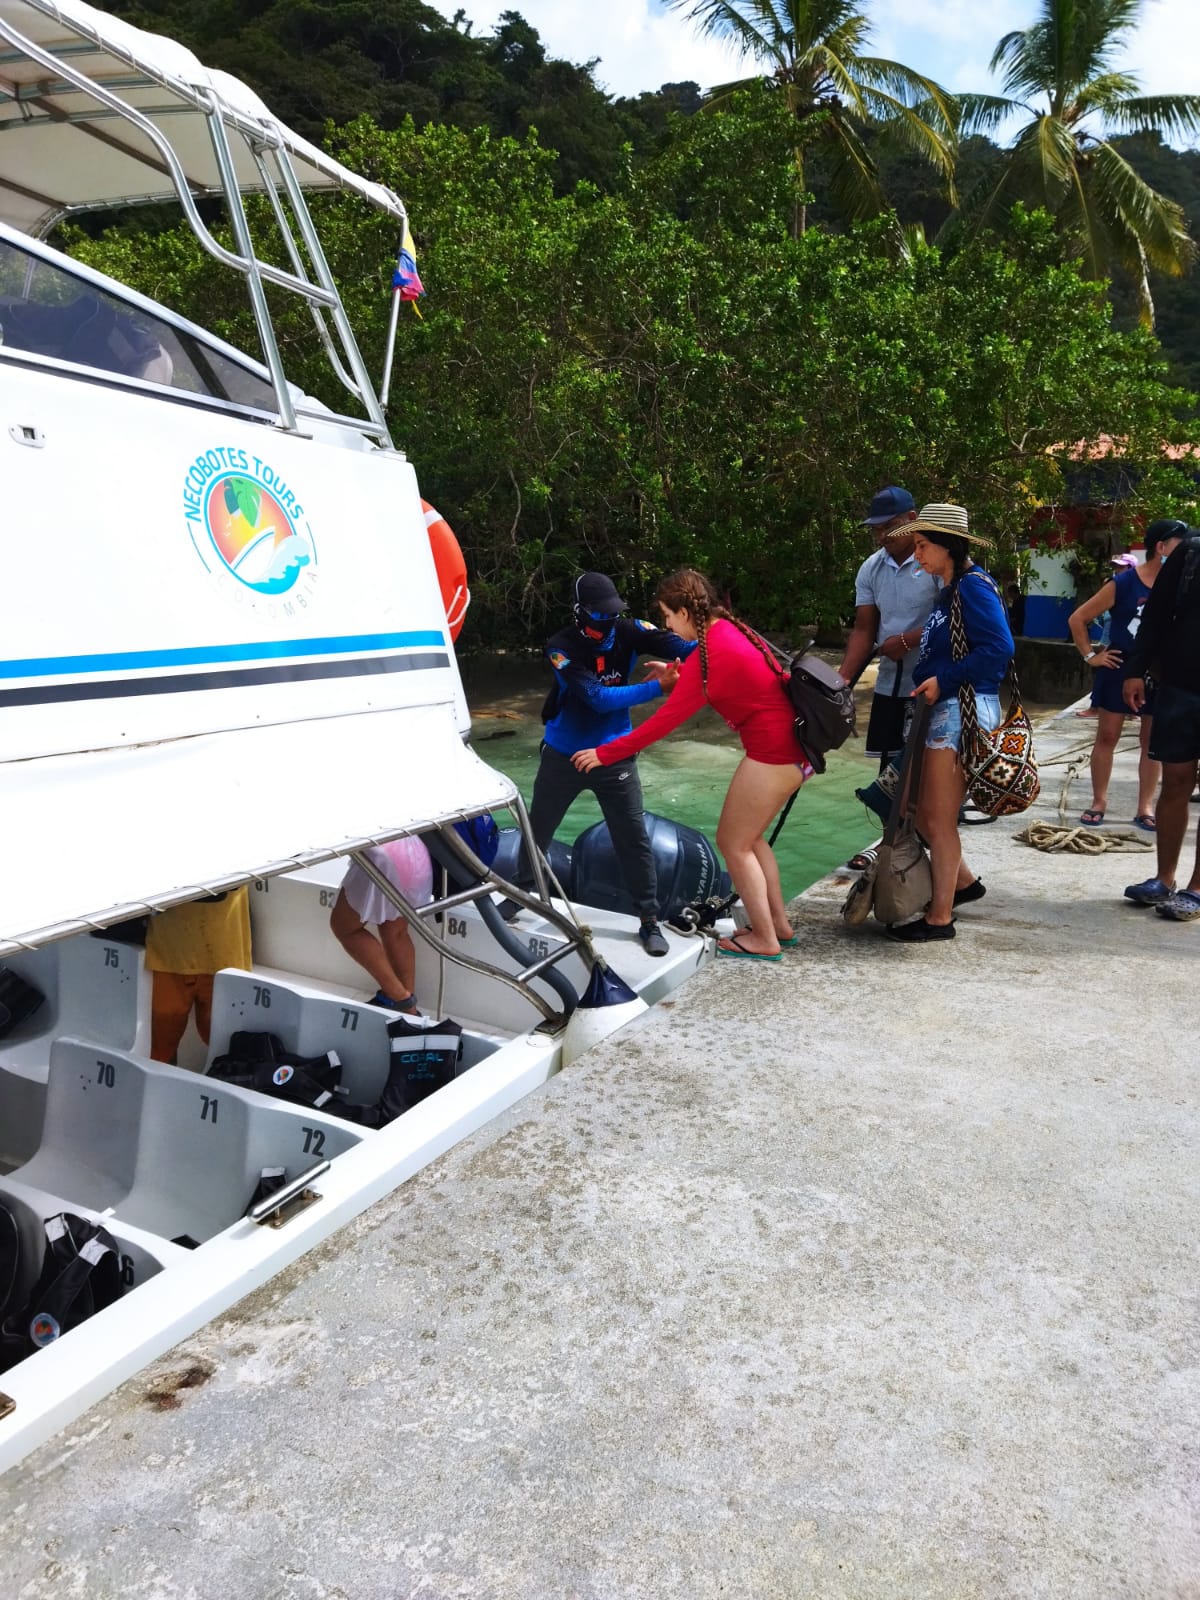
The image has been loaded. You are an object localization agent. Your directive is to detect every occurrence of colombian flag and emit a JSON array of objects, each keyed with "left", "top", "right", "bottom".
[{"left": 392, "top": 222, "right": 425, "bottom": 304}]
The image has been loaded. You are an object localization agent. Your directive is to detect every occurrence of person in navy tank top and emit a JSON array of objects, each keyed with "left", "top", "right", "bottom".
[{"left": 1067, "top": 519, "right": 1188, "bottom": 829}]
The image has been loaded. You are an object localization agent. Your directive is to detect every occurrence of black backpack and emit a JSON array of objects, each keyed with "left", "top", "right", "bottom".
[
  {"left": 781, "top": 649, "right": 858, "bottom": 768},
  {"left": 1175, "top": 532, "right": 1200, "bottom": 612},
  {"left": 0, "top": 1211, "right": 124, "bottom": 1372},
  {"left": 728, "top": 624, "right": 857, "bottom": 772}
]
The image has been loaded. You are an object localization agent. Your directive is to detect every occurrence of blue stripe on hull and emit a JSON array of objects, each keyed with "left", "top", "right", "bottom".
[{"left": 0, "top": 631, "right": 448, "bottom": 681}]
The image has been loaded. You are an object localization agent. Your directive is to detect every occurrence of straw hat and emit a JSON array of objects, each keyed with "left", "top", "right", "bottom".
[{"left": 907, "top": 502, "right": 993, "bottom": 547}]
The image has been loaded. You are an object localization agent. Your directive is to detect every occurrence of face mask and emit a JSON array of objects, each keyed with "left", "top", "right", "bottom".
[{"left": 574, "top": 606, "right": 618, "bottom": 643}]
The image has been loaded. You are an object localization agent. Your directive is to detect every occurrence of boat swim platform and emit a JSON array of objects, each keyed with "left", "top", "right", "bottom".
[{"left": 1, "top": 721, "right": 1196, "bottom": 1599}]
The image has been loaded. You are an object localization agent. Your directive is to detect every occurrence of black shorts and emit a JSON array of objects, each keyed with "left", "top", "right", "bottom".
[
  {"left": 865, "top": 692, "right": 910, "bottom": 758},
  {"left": 1148, "top": 683, "right": 1200, "bottom": 765}
]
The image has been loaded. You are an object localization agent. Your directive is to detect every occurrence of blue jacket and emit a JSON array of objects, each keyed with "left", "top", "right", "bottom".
[
  {"left": 542, "top": 617, "right": 695, "bottom": 756},
  {"left": 916, "top": 567, "right": 1014, "bottom": 700}
]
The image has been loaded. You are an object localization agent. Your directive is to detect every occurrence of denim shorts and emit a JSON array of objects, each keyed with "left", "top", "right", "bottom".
[{"left": 926, "top": 693, "right": 1002, "bottom": 751}]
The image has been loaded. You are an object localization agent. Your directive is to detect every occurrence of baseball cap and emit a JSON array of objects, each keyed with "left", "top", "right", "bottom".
[
  {"left": 862, "top": 486, "right": 916, "bottom": 525},
  {"left": 575, "top": 572, "right": 626, "bottom": 613},
  {"left": 1144, "top": 518, "right": 1188, "bottom": 557}
]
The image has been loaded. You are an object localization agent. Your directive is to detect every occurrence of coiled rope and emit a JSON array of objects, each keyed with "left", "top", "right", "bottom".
[
  {"left": 1014, "top": 725, "right": 1153, "bottom": 854},
  {"left": 1014, "top": 820, "right": 1153, "bottom": 854}
]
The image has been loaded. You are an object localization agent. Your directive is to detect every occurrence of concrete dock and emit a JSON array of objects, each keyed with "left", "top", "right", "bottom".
[{"left": 2, "top": 719, "right": 1197, "bottom": 1599}]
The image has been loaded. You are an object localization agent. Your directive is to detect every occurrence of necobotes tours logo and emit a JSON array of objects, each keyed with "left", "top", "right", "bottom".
[{"left": 183, "top": 446, "right": 318, "bottom": 615}]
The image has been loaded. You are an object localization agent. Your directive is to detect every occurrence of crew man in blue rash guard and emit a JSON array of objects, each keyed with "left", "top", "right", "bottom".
[{"left": 518, "top": 572, "right": 695, "bottom": 955}]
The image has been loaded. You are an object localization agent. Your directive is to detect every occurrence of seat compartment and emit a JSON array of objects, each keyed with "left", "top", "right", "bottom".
[{"left": 6, "top": 1038, "right": 368, "bottom": 1245}]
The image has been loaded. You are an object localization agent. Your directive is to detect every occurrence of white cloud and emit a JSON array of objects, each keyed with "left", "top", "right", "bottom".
[
  {"left": 1123, "top": 0, "right": 1200, "bottom": 102},
  {"left": 438, "top": 1, "right": 1200, "bottom": 144},
  {"left": 876, "top": 0, "right": 1200, "bottom": 104}
]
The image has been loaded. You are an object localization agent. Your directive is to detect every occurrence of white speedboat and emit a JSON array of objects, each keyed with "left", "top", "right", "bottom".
[{"left": 0, "top": 0, "right": 711, "bottom": 1471}]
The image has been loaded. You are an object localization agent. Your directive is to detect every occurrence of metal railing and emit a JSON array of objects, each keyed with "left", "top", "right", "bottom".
[{"left": 0, "top": 11, "right": 397, "bottom": 440}]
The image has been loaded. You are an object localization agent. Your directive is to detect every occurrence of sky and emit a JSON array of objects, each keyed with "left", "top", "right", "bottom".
[{"left": 434, "top": 1, "right": 1200, "bottom": 144}]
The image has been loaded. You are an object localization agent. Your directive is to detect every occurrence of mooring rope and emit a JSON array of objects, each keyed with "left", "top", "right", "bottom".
[
  {"left": 1012, "top": 722, "right": 1152, "bottom": 853},
  {"left": 1013, "top": 820, "right": 1154, "bottom": 854}
]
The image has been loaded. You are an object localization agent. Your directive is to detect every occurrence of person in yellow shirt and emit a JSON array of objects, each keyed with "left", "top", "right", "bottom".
[{"left": 144, "top": 888, "right": 252, "bottom": 1063}]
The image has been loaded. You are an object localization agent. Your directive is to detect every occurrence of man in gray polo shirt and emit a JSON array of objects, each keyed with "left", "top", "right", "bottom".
[{"left": 838, "top": 485, "right": 942, "bottom": 770}]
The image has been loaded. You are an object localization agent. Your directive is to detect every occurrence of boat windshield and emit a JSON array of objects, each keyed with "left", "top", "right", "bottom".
[{"left": 0, "top": 233, "right": 276, "bottom": 409}]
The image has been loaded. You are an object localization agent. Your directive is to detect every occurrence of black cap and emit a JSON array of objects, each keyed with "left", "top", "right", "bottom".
[
  {"left": 1144, "top": 518, "right": 1188, "bottom": 557},
  {"left": 575, "top": 572, "right": 626, "bottom": 613}
]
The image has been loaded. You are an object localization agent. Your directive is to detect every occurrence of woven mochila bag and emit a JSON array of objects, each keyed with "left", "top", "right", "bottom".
[{"left": 949, "top": 573, "right": 1040, "bottom": 818}]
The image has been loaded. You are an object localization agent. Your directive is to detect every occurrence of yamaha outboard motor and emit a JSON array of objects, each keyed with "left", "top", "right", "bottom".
[
  {"left": 571, "top": 812, "right": 731, "bottom": 924},
  {"left": 490, "top": 829, "right": 574, "bottom": 893}
]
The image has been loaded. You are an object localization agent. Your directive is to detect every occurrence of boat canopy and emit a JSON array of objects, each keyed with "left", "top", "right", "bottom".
[
  {"left": 0, "top": 705, "right": 517, "bottom": 957},
  {"left": 0, "top": 0, "right": 407, "bottom": 234}
]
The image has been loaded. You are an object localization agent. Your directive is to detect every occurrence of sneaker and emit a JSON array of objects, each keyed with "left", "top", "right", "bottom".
[
  {"left": 1123, "top": 877, "right": 1174, "bottom": 907},
  {"left": 1154, "top": 889, "right": 1200, "bottom": 921},
  {"left": 372, "top": 990, "right": 419, "bottom": 1015},
  {"left": 639, "top": 921, "right": 669, "bottom": 957}
]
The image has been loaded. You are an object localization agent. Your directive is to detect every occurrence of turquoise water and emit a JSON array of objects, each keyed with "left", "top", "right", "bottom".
[{"left": 469, "top": 699, "right": 878, "bottom": 901}]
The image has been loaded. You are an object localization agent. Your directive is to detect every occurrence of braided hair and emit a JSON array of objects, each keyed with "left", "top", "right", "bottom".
[{"left": 654, "top": 568, "right": 783, "bottom": 692}]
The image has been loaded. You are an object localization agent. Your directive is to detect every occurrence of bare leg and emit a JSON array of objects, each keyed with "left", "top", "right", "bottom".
[
  {"left": 1184, "top": 762, "right": 1200, "bottom": 895},
  {"left": 752, "top": 836, "right": 795, "bottom": 941},
  {"left": 1087, "top": 709, "right": 1123, "bottom": 813},
  {"left": 1136, "top": 715, "right": 1161, "bottom": 820},
  {"left": 329, "top": 891, "right": 412, "bottom": 1003},
  {"left": 916, "top": 748, "right": 968, "bottom": 926},
  {"left": 740, "top": 837, "right": 795, "bottom": 943},
  {"left": 378, "top": 916, "right": 417, "bottom": 993},
  {"left": 1154, "top": 762, "right": 1198, "bottom": 889},
  {"left": 715, "top": 758, "right": 806, "bottom": 956}
]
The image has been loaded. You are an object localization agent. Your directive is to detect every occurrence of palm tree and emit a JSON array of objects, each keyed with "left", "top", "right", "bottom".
[
  {"left": 952, "top": 0, "right": 1200, "bottom": 326},
  {"left": 665, "top": 1, "right": 957, "bottom": 236}
]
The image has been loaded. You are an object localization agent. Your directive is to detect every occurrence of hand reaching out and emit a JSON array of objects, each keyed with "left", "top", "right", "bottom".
[
  {"left": 641, "top": 660, "right": 680, "bottom": 691},
  {"left": 572, "top": 747, "right": 603, "bottom": 772}
]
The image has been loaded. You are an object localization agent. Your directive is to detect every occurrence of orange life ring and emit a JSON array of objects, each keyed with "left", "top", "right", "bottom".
[{"left": 422, "top": 499, "right": 470, "bottom": 641}]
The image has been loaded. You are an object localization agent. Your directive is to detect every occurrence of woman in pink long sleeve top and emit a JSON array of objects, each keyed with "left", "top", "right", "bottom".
[{"left": 573, "top": 568, "right": 811, "bottom": 960}]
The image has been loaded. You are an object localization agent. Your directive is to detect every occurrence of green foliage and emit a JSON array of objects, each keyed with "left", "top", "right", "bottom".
[
  {"left": 1107, "top": 133, "right": 1200, "bottom": 391},
  {"left": 951, "top": 0, "right": 1200, "bottom": 326},
  {"left": 84, "top": 0, "right": 1200, "bottom": 386},
  {"left": 664, "top": 0, "right": 958, "bottom": 234},
  {"left": 68, "top": 103, "right": 1197, "bottom": 649},
  {"left": 99, "top": 0, "right": 693, "bottom": 192}
]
